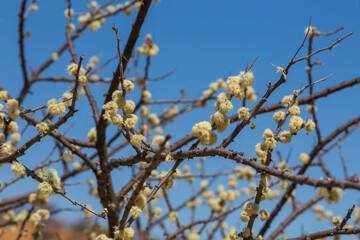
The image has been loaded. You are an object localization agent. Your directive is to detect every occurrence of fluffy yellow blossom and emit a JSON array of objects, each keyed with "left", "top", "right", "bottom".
[
  {"left": 289, "top": 116, "right": 303, "bottom": 133},
  {"left": 137, "top": 34, "right": 159, "bottom": 57},
  {"left": 305, "top": 119, "right": 316, "bottom": 133},
  {"left": 130, "top": 134, "right": 145, "bottom": 146},
  {"left": 67, "top": 62, "right": 85, "bottom": 77},
  {"left": 123, "top": 100, "right": 135, "bottom": 114},
  {"left": 187, "top": 232, "right": 200, "bottom": 240},
  {"left": 281, "top": 95, "right": 297, "bottom": 108},
  {"left": 29, "top": 213, "right": 41, "bottom": 227},
  {"left": 279, "top": 130, "right": 292, "bottom": 143},
  {"left": 64, "top": 8, "right": 74, "bottom": 19},
  {"left": 259, "top": 209, "right": 269, "bottom": 221},
  {"left": 38, "top": 181, "right": 54, "bottom": 197},
  {"left": 306, "top": 105, "right": 317, "bottom": 114},
  {"left": 89, "top": 20, "right": 102, "bottom": 31},
  {"left": 112, "top": 90, "right": 125, "bottom": 109},
  {"left": 0, "top": 90, "right": 8, "bottom": 101},
  {"left": 237, "top": 107, "right": 250, "bottom": 120},
  {"left": 11, "top": 161, "right": 26, "bottom": 175},
  {"left": 68, "top": 23, "right": 75, "bottom": 32},
  {"left": 151, "top": 135, "right": 168, "bottom": 148},
  {"left": 103, "top": 101, "right": 118, "bottom": 116},
  {"left": 243, "top": 201, "right": 259, "bottom": 215},
  {"left": 299, "top": 153, "right": 310, "bottom": 164},
  {"left": 121, "top": 79, "right": 134, "bottom": 93},
  {"left": 149, "top": 113, "right": 160, "bottom": 126},
  {"left": 6, "top": 99, "right": 20, "bottom": 119},
  {"left": 169, "top": 211, "right": 178, "bottom": 222},
  {"left": 332, "top": 216, "right": 342, "bottom": 226},
  {"left": 279, "top": 180, "right": 288, "bottom": 189},
  {"left": 240, "top": 211, "right": 250, "bottom": 222},
  {"left": 217, "top": 99, "right": 233, "bottom": 114},
  {"left": 273, "top": 111, "right": 286, "bottom": 125},
  {"left": 255, "top": 143, "right": 267, "bottom": 159},
  {"left": 130, "top": 206, "right": 142, "bottom": 219},
  {"left": 262, "top": 129, "right": 274, "bottom": 141},
  {"left": 3, "top": 210, "right": 15, "bottom": 222},
  {"left": 30, "top": 3, "right": 39, "bottom": 11},
  {"left": 354, "top": 208, "right": 360, "bottom": 224},
  {"left": 153, "top": 207, "right": 162, "bottom": 218},
  {"left": 140, "top": 106, "right": 149, "bottom": 119},
  {"left": 210, "top": 111, "right": 230, "bottom": 133},
  {"left": 265, "top": 137, "right": 277, "bottom": 149},
  {"left": 226, "top": 76, "right": 241, "bottom": 96},
  {"left": 78, "top": 13, "right": 90, "bottom": 23},
  {"left": 87, "top": 127, "right": 97, "bottom": 142},
  {"left": 35, "top": 122, "right": 49, "bottom": 133},
  {"left": 305, "top": 26, "right": 318, "bottom": 38},
  {"left": 192, "top": 121, "right": 217, "bottom": 146},
  {"left": 111, "top": 114, "right": 123, "bottom": 126},
  {"left": 36, "top": 209, "right": 50, "bottom": 220},
  {"left": 48, "top": 100, "right": 66, "bottom": 115},
  {"left": 208, "top": 198, "right": 223, "bottom": 213},
  {"left": 242, "top": 227, "right": 251, "bottom": 238},
  {"left": 29, "top": 192, "right": 49, "bottom": 208},
  {"left": 142, "top": 90, "right": 152, "bottom": 100},
  {"left": 202, "top": 89, "right": 213, "bottom": 98},
  {"left": 73, "top": 161, "right": 82, "bottom": 170},
  {"left": 41, "top": 168, "right": 62, "bottom": 189},
  {"left": 121, "top": 227, "right": 135, "bottom": 240},
  {"left": 107, "top": 5, "right": 116, "bottom": 13},
  {"left": 239, "top": 71, "right": 255, "bottom": 87},
  {"left": 289, "top": 105, "right": 300, "bottom": 116},
  {"left": 324, "top": 210, "right": 333, "bottom": 219},
  {"left": 62, "top": 149, "right": 74, "bottom": 163},
  {"left": 83, "top": 205, "right": 94, "bottom": 219},
  {"left": 319, "top": 187, "right": 343, "bottom": 204},
  {"left": 8, "top": 121, "right": 19, "bottom": 133},
  {"left": 246, "top": 86, "right": 257, "bottom": 102},
  {"left": 134, "top": 194, "right": 147, "bottom": 208}
]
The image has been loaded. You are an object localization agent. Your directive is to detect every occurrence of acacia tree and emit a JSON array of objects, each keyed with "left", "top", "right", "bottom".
[{"left": 0, "top": 0, "right": 360, "bottom": 239}]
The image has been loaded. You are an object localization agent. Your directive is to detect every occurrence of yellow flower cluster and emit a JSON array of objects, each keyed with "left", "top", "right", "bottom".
[
  {"left": 192, "top": 121, "right": 217, "bottom": 146},
  {"left": 137, "top": 34, "right": 159, "bottom": 57},
  {"left": 47, "top": 99, "right": 66, "bottom": 115},
  {"left": 11, "top": 161, "right": 26, "bottom": 175},
  {"left": 319, "top": 187, "right": 343, "bottom": 204},
  {"left": 6, "top": 99, "right": 20, "bottom": 119}
]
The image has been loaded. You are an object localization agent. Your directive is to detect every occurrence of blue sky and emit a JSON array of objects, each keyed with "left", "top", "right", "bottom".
[{"left": 0, "top": 0, "right": 360, "bottom": 238}]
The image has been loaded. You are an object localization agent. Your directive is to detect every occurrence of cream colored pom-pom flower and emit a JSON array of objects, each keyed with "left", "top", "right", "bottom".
[
  {"left": 305, "top": 119, "right": 316, "bottom": 133},
  {"left": 6, "top": 99, "right": 20, "bottom": 119},
  {"left": 299, "top": 153, "right": 310, "bottom": 164},
  {"left": 279, "top": 130, "right": 292, "bottom": 143},
  {"left": 237, "top": 107, "right": 250, "bottom": 120},
  {"left": 210, "top": 111, "right": 230, "bottom": 133},
  {"left": 123, "top": 100, "right": 135, "bottom": 114},
  {"left": 11, "top": 161, "right": 26, "bottom": 175},
  {"left": 243, "top": 201, "right": 259, "bottom": 215},
  {"left": 169, "top": 211, "right": 178, "bottom": 222},
  {"left": 130, "top": 134, "right": 145, "bottom": 146},
  {"left": 130, "top": 206, "right": 142, "bottom": 219},
  {"left": 122, "top": 79, "right": 134, "bottom": 93},
  {"left": 289, "top": 116, "right": 303, "bottom": 133},
  {"left": 192, "top": 121, "right": 217, "bottom": 146},
  {"left": 273, "top": 111, "right": 286, "bottom": 125},
  {"left": 289, "top": 105, "right": 300, "bottom": 116},
  {"left": 259, "top": 209, "right": 269, "bottom": 221}
]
